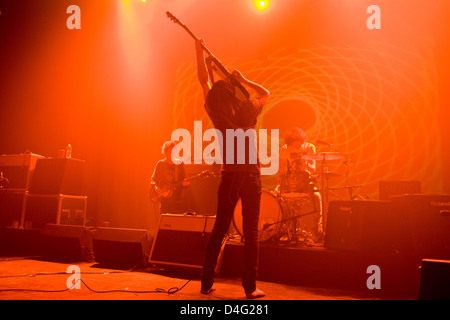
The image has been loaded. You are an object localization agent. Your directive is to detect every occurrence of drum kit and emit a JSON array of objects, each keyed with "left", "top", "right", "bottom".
[{"left": 232, "top": 151, "right": 363, "bottom": 247}]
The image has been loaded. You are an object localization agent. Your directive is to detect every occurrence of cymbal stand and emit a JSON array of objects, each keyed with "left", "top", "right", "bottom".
[
  {"left": 319, "top": 156, "right": 329, "bottom": 233},
  {"left": 340, "top": 154, "right": 363, "bottom": 200},
  {"left": 322, "top": 154, "right": 363, "bottom": 201},
  {"left": 344, "top": 155, "right": 353, "bottom": 199}
]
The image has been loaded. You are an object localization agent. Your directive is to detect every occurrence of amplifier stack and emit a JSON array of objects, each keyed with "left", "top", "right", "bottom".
[
  {"left": 0, "top": 153, "right": 87, "bottom": 229},
  {"left": 0, "top": 152, "right": 43, "bottom": 228}
]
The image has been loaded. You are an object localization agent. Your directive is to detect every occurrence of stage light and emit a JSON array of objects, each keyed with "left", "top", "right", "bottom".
[{"left": 254, "top": 0, "right": 270, "bottom": 11}]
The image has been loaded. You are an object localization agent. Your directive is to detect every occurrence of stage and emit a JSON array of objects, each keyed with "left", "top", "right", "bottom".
[
  {"left": 1, "top": 0, "right": 450, "bottom": 308},
  {"left": 0, "top": 226, "right": 428, "bottom": 301},
  {"left": 221, "top": 240, "right": 422, "bottom": 299},
  {"left": 0, "top": 255, "right": 374, "bottom": 301}
]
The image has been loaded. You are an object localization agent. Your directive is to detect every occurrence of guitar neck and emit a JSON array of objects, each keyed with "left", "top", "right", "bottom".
[
  {"left": 179, "top": 23, "right": 215, "bottom": 58},
  {"left": 167, "top": 11, "right": 250, "bottom": 100},
  {"left": 186, "top": 171, "right": 208, "bottom": 182}
]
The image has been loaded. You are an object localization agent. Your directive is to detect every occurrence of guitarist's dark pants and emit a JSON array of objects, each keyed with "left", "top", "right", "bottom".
[{"left": 201, "top": 170, "right": 262, "bottom": 294}]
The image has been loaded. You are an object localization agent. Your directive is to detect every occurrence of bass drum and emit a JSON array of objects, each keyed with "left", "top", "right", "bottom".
[{"left": 233, "top": 190, "right": 283, "bottom": 242}]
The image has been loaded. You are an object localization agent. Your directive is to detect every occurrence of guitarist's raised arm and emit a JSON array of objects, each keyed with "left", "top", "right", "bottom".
[
  {"left": 195, "top": 38, "right": 212, "bottom": 99},
  {"left": 231, "top": 70, "right": 270, "bottom": 106}
]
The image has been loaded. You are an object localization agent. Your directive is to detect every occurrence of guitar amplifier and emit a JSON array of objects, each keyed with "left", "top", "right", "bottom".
[
  {"left": 0, "top": 153, "right": 44, "bottom": 190},
  {"left": 324, "top": 200, "right": 404, "bottom": 253},
  {"left": 390, "top": 194, "right": 450, "bottom": 259},
  {"left": 149, "top": 214, "right": 222, "bottom": 271}
]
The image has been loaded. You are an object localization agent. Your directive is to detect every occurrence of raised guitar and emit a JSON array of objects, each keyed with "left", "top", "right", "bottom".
[
  {"left": 149, "top": 170, "right": 213, "bottom": 203},
  {"left": 166, "top": 11, "right": 250, "bottom": 101}
]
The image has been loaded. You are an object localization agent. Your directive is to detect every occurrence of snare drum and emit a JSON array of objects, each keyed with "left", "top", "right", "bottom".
[{"left": 279, "top": 171, "right": 314, "bottom": 196}]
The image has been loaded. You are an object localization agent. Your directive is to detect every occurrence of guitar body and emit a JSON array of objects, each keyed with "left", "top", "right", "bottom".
[
  {"left": 149, "top": 184, "right": 174, "bottom": 203},
  {"left": 149, "top": 170, "right": 213, "bottom": 203}
]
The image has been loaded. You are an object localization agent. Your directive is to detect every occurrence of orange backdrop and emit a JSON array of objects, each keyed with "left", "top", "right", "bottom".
[{"left": 0, "top": 0, "right": 449, "bottom": 232}]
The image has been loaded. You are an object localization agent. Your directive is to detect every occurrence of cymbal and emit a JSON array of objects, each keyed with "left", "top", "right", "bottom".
[{"left": 302, "top": 152, "right": 345, "bottom": 161}]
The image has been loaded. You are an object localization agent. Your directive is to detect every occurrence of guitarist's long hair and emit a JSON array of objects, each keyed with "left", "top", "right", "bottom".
[
  {"left": 205, "top": 80, "right": 239, "bottom": 129},
  {"left": 161, "top": 140, "right": 177, "bottom": 156}
]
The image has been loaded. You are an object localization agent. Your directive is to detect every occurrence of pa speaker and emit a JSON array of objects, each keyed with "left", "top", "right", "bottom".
[
  {"left": 149, "top": 214, "right": 220, "bottom": 271},
  {"left": 29, "top": 158, "right": 85, "bottom": 195},
  {"left": 390, "top": 194, "right": 450, "bottom": 259},
  {"left": 324, "top": 200, "right": 406, "bottom": 254},
  {"left": 40, "top": 224, "right": 94, "bottom": 262},
  {"left": 419, "top": 259, "right": 450, "bottom": 300},
  {"left": 92, "top": 228, "right": 153, "bottom": 268}
]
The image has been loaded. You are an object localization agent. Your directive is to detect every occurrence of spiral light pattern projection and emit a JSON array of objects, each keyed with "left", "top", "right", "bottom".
[{"left": 171, "top": 41, "right": 443, "bottom": 199}]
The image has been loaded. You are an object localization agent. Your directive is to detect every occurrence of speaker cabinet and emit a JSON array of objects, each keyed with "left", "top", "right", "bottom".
[
  {"left": 324, "top": 200, "right": 405, "bottom": 254},
  {"left": 0, "top": 191, "right": 26, "bottom": 227},
  {"left": 23, "top": 194, "right": 87, "bottom": 229},
  {"left": 390, "top": 194, "right": 450, "bottom": 259},
  {"left": 419, "top": 259, "right": 450, "bottom": 300},
  {"left": 379, "top": 180, "right": 421, "bottom": 200},
  {"left": 29, "top": 158, "right": 85, "bottom": 195},
  {"left": 93, "top": 228, "right": 153, "bottom": 268},
  {"left": 149, "top": 214, "right": 220, "bottom": 271},
  {"left": 0, "top": 153, "right": 44, "bottom": 190},
  {"left": 40, "top": 224, "right": 94, "bottom": 262}
]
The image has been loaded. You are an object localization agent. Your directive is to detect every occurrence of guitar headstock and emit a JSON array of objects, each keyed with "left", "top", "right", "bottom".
[{"left": 166, "top": 11, "right": 183, "bottom": 26}]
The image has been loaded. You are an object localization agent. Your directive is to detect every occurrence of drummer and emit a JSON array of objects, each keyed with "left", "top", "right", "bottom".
[
  {"left": 277, "top": 127, "right": 323, "bottom": 239},
  {"left": 278, "top": 127, "right": 316, "bottom": 175}
]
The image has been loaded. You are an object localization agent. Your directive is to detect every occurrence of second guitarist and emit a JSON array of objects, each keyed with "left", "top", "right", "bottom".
[{"left": 150, "top": 140, "right": 193, "bottom": 214}]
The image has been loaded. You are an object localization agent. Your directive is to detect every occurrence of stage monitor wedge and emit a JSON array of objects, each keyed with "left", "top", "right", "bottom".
[
  {"left": 419, "top": 259, "right": 450, "bottom": 300},
  {"left": 40, "top": 224, "right": 94, "bottom": 262},
  {"left": 92, "top": 227, "right": 153, "bottom": 268}
]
